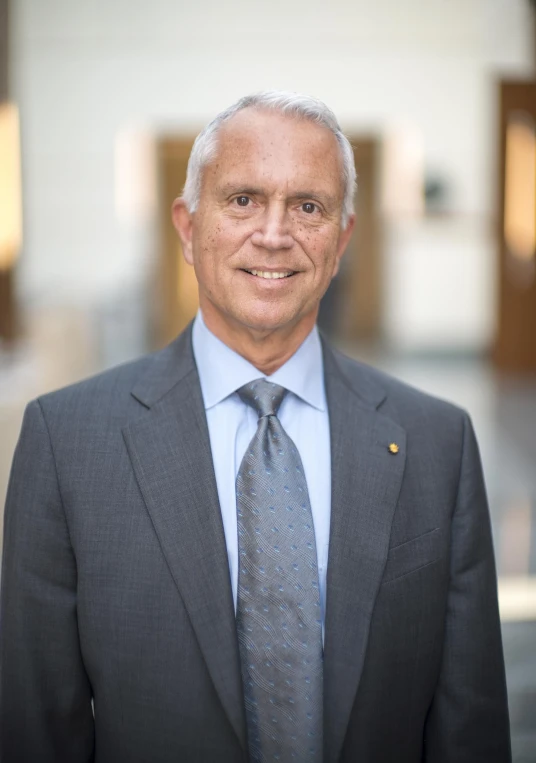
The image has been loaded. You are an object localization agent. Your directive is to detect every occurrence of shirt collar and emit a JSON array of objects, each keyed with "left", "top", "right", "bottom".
[{"left": 192, "top": 311, "right": 326, "bottom": 412}]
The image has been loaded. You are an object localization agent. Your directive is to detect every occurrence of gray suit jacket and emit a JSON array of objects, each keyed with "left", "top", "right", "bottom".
[{"left": 1, "top": 326, "right": 511, "bottom": 762}]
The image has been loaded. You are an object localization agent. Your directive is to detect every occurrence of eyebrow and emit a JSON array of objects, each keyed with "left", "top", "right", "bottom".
[{"left": 217, "top": 184, "right": 264, "bottom": 198}]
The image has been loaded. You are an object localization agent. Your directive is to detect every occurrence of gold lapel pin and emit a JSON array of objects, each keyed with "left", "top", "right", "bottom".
[{"left": 388, "top": 443, "right": 399, "bottom": 454}]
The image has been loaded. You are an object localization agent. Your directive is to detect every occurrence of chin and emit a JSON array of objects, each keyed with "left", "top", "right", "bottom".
[{"left": 232, "top": 302, "right": 311, "bottom": 335}]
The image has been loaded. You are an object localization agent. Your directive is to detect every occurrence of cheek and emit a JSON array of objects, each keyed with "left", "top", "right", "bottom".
[
  {"left": 200, "top": 220, "right": 245, "bottom": 260},
  {"left": 193, "top": 223, "right": 247, "bottom": 288},
  {"left": 297, "top": 224, "right": 339, "bottom": 261},
  {"left": 305, "top": 236, "right": 340, "bottom": 276},
  {"left": 194, "top": 226, "right": 222, "bottom": 265}
]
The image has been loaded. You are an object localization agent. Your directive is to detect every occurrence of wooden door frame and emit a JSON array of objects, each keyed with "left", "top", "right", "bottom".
[
  {"left": 0, "top": 0, "right": 18, "bottom": 346},
  {"left": 494, "top": 80, "right": 536, "bottom": 373}
]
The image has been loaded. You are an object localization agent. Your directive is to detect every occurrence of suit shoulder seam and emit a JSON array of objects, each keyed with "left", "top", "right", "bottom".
[
  {"left": 35, "top": 398, "right": 74, "bottom": 549},
  {"left": 452, "top": 410, "right": 470, "bottom": 519}
]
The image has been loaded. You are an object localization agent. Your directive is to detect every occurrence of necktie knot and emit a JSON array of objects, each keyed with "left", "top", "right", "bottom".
[{"left": 237, "top": 379, "right": 287, "bottom": 418}]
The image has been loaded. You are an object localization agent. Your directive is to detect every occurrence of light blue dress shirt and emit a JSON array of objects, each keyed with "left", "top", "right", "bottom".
[{"left": 192, "top": 312, "right": 331, "bottom": 631}]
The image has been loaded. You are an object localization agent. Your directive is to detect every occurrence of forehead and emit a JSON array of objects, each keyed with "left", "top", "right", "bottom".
[{"left": 204, "top": 108, "right": 344, "bottom": 196}]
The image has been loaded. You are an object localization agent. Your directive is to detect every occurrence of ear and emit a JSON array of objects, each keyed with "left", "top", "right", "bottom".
[
  {"left": 171, "top": 198, "right": 194, "bottom": 265},
  {"left": 332, "top": 214, "right": 355, "bottom": 278}
]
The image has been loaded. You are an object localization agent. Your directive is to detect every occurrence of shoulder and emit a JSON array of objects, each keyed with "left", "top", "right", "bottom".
[
  {"left": 31, "top": 326, "right": 194, "bottom": 431},
  {"left": 12, "top": 353, "right": 160, "bottom": 462},
  {"left": 36, "top": 352, "right": 156, "bottom": 420}
]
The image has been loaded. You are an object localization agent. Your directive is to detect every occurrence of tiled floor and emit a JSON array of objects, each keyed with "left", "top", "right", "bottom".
[{"left": 1, "top": 306, "right": 535, "bottom": 760}]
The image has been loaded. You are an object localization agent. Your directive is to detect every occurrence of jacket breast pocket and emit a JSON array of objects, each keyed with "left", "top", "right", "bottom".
[{"left": 382, "top": 527, "right": 443, "bottom": 585}]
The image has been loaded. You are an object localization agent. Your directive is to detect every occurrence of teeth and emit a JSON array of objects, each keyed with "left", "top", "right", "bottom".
[{"left": 248, "top": 270, "right": 292, "bottom": 279}]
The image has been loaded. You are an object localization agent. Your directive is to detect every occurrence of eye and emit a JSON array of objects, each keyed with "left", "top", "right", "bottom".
[
  {"left": 301, "top": 202, "right": 317, "bottom": 214},
  {"left": 235, "top": 196, "right": 250, "bottom": 207}
]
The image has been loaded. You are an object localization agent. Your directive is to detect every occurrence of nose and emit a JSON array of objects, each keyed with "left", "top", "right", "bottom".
[{"left": 251, "top": 203, "right": 294, "bottom": 251}]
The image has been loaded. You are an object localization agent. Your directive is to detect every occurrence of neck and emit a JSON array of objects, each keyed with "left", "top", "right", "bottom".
[{"left": 200, "top": 303, "right": 317, "bottom": 376}]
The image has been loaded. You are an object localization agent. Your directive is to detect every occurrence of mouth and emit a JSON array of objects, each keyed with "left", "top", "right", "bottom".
[{"left": 241, "top": 269, "right": 296, "bottom": 280}]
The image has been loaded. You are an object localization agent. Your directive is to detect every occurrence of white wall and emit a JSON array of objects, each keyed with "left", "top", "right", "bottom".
[
  {"left": 10, "top": 0, "right": 534, "bottom": 348},
  {"left": 384, "top": 216, "right": 497, "bottom": 351}
]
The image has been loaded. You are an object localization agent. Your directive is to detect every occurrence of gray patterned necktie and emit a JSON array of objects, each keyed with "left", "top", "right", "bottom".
[{"left": 236, "top": 379, "right": 323, "bottom": 763}]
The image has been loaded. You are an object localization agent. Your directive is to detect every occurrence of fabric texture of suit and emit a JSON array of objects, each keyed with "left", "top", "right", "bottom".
[{"left": 0, "top": 325, "right": 511, "bottom": 762}]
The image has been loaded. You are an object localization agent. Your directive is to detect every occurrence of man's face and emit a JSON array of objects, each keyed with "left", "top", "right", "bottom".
[{"left": 173, "top": 108, "right": 354, "bottom": 339}]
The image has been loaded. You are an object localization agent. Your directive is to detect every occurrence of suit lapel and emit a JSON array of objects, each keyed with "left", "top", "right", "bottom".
[
  {"left": 121, "top": 328, "right": 406, "bottom": 761},
  {"left": 122, "top": 328, "right": 246, "bottom": 752},
  {"left": 322, "top": 345, "right": 407, "bottom": 763}
]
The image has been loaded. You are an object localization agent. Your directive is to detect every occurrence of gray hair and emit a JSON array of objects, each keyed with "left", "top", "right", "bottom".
[{"left": 182, "top": 91, "right": 356, "bottom": 227}]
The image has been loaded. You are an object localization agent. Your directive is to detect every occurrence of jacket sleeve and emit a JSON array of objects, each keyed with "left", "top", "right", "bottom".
[
  {"left": 423, "top": 412, "right": 511, "bottom": 762},
  {"left": 0, "top": 399, "right": 95, "bottom": 763}
]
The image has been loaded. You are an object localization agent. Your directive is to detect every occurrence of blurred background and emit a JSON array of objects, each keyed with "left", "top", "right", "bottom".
[{"left": 0, "top": 0, "right": 535, "bottom": 758}]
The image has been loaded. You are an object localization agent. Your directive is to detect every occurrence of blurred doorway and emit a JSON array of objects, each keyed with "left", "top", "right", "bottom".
[
  {"left": 154, "top": 135, "right": 382, "bottom": 348},
  {"left": 153, "top": 137, "right": 197, "bottom": 348},
  {"left": 494, "top": 80, "right": 536, "bottom": 373}
]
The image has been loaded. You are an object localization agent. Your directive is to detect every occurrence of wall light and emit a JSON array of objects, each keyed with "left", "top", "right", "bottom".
[
  {"left": 504, "top": 112, "right": 536, "bottom": 263},
  {"left": 114, "top": 128, "right": 157, "bottom": 228},
  {"left": 0, "top": 103, "right": 22, "bottom": 271},
  {"left": 382, "top": 122, "right": 425, "bottom": 219}
]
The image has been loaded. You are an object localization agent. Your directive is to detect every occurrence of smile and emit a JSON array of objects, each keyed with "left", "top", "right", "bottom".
[{"left": 242, "top": 269, "right": 295, "bottom": 280}]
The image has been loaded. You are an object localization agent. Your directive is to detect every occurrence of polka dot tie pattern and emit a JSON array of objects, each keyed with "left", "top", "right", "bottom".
[{"left": 236, "top": 379, "right": 323, "bottom": 763}]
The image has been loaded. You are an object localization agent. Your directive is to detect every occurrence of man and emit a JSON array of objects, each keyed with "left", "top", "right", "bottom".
[{"left": 1, "top": 91, "right": 510, "bottom": 762}]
